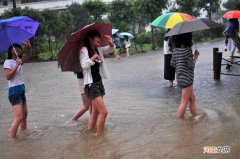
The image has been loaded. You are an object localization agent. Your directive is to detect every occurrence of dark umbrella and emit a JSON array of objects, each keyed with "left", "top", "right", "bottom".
[
  {"left": 165, "top": 18, "right": 222, "bottom": 37},
  {"left": 57, "top": 23, "right": 112, "bottom": 73}
]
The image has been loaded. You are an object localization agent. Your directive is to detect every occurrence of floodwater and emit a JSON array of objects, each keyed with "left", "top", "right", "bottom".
[{"left": 0, "top": 41, "right": 240, "bottom": 159}]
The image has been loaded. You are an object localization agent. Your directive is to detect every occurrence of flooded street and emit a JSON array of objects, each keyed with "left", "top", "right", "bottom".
[{"left": 0, "top": 41, "right": 240, "bottom": 159}]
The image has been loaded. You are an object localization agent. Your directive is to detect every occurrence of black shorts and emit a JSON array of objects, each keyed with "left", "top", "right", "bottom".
[
  {"left": 84, "top": 81, "right": 105, "bottom": 100},
  {"left": 164, "top": 54, "right": 175, "bottom": 80}
]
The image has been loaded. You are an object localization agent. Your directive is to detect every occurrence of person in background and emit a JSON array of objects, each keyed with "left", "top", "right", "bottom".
[
  {"left": 164, "top": 29, "right": 175, "bottom": 87},
  {"left": 124, "top": 35, "right": 131, "bottom": 57},
  {"left": 70, "top": 72, "right": 91, "bottom": 122},
  {"left": 170, "top": 33, "right": 199, "bottom": 119},
  {"left": 113, "top": 34, "right": 121, "bottom": 60},
  {"left": 3, "top": 40, "right": 32, "bottom": 140},
  {"left": 80, "top": 30, "right": 115, "bottom": 135},
  {"left": 223, "top": 18, "right": 239, "bottom": 59}
]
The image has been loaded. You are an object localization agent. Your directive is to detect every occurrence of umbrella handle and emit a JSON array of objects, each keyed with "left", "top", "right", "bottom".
[{"left": 11, "top": 44, "right": 19, "bottom": 58}]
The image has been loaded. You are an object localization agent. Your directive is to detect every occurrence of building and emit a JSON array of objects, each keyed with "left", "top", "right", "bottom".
[{"left": 0, "top": 0, "right": 83, "bottom": 15}]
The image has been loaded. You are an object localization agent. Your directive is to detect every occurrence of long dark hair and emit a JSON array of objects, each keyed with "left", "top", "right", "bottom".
[
  {"left": 7, "top": 44, "right": 22, "bottom": 59},
  {"left": 83, "top": 30, "right": 101, "bottom": 49},
  {"left": 124, "top": 35, "right": 129, "bottom": 41},
  {"left": 170, "top": 32, "right": 193, "bottom": 49}
]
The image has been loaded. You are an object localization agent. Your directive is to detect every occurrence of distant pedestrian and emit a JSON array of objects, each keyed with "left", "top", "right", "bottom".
[
  {"left": 124, "top": 35, "right": 131, "bottom": 57},
  {"left": 70, "top": 72, "right": 91, "bottom": 122},
  {"left": 223, "top": 18, "right": 239, "bottom": 59},
  {"left": 164, "top": 29, "right": 175, "bottom": 87},
  {"left": 113, "top": 34, "right": 121, "bottom": 60},
  {"left": 170, "top": 33, "right": 199, "bottom": 119},
  {"left": 80, "top": 30, "right": 115, "bottom": 135},
  {"left": 3, "top": 40, "right": 32, "bottom": 140}
]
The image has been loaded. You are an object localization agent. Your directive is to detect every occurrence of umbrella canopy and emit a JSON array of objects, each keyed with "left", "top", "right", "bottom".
[
  {"left": 57, "top": 23, "right": 112, "bottom": 73},
  {"left": 112, "top": 28, "right": 119, "bottom": 35},
  {"left": 118, "top": 32, "right": 134, "bottom": 40},
  {"left": 223, "top": 10, "right": 240, "bottom": 19},
  {"left": 151, "top": 12, "right": 194, "bottom": 29},
  {"left": 165, "top": 18, "right": 222, "bottom": 37},
  {"left": 0, "top": 16, "right": 40, "bottom": 54}
]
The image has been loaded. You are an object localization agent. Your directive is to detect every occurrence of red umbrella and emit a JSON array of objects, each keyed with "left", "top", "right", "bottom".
[
  {"left": 57, "top": 23, "right": 112, "bottom": 72},
  {"left": 223, "top": 10, "right": 240, "bottom": 19}
]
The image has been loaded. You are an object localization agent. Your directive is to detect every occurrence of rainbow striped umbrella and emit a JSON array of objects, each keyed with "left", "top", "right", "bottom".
[{"left": 151, "top": 12, "right": 194, "bottom": 29}]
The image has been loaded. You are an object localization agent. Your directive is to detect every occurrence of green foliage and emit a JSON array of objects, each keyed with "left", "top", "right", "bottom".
[
  {"left": 82, "top": 0, "right": 107, "bottom": 22},
  {"left": 173, "top": 0, "right": 199, "bottom": 17},
  {"left": 155, "top": 29, "right": 166, "bottom": 48},
  {"left": 109, "top": 0, "right": 135, "bottom": 32},
  {"left": 134, "top": 0, "right": 167, "bottom": 50},
  {"left": 67, "top": 3, "right": 91, "bottom": 30},
  {"left": 223, "top": 0, "right": 240, "bottom": 10},
  {"left": 36, "top": 41, "right": 58, "bottom": 60},
  {"left": 135, "top": 32, "right": 151, "bottom": 52},
  {"left": 196, "top": 0, "right": 221, "bottom": 19}
]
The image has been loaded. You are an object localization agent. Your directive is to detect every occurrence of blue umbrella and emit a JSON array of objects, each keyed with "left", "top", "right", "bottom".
[
  {"left": 112, "top": 28, "right": 119, "bottom": 35},
  {"left": 118, "top": 32, "right": 135, "bottom": 40},
  {"left": 0, "top": 16, "right": 40, "bottom": 54}
]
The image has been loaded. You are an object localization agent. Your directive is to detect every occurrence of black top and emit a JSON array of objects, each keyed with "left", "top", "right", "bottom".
[
  {"left": 76, "top": 72, "right": 83, "bottom": 79},
  {"left": 88, "top": 48, "right": 101, "bottom": 83}
]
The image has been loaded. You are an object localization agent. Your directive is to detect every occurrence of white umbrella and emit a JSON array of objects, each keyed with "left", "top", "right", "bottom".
[
  {"left": 118, "top": 32, "right": 135, "bottom": 40},
  {"left": 112, "top": 29, "right": 119, "bottom": 35}
]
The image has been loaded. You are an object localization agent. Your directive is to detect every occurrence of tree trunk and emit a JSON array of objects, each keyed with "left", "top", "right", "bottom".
[
  {"left": 12, "top": 0, "right": 16, "bottom": 9},
  {"left": 151, "top": 26, "right": 156, "bottom": 50}
]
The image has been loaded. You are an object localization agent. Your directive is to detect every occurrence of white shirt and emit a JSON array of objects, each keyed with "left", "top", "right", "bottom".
[
  {"left": 80, "top": 46, "right": 115, "bottom": 86},
  {"left": 163, "top": 39, "right": 171, "bottom": 55},
  {"left": 124, "top": 40, "right": 131, "bottom": 48},
  {"left": 3, "top": 59, "right": 24, "bottom": 88}
]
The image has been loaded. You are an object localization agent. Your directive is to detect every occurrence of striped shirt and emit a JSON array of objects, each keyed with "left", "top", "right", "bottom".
[
  {"left": 3, "top": 59, "right": 25, "bottom": 96},
  {"left": 171, "top": 47, "right": 195, "bottom": 88}
]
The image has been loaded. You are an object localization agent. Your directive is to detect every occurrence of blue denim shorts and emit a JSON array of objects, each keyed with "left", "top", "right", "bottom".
[{"left": 8, "top": 93, "right": 27, "bottom": 106}]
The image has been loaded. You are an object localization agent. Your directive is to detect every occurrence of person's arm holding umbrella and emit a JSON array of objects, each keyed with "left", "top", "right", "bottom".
[
  {"left": 21, "top": 40, "right": 32, "bottom": 64},
  {"left": 100, "top": 35, "right": 115, "bottom": 55},
  {"left": 193, "top": 50, "right": 199, "bottom": 64}
]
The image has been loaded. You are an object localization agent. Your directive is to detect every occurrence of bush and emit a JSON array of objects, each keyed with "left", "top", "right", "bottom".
[
  {"left": 135, "top": 32, "right": 151, "bottom": 52},
  {"left": 155, "top": 29, "right": 166, "bottom": 48}
]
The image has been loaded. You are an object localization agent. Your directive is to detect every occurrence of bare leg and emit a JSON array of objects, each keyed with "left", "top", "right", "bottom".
[
  {"left": 126, "top": 48, "right": 130, "bottom": 57},
  {"left": 177, "top": 86, "right": 192, "bottom": 119},
  {"left": 167, "top": 80, "right": 173, "bottom": 87},
  {"left": 114, "top": 51, "right": 121, "bottom": 60},
  {"left": 91, "top": 96, "right": 108, "bottom": 135},
  {"left": 10, "top": 104, "right": 24, "bottom": 139},
  {"left": 88, "top": 104, "right": 98, "bottom": 131},
  {"left": 20, "top": 104, "right": 27, "bottom": 131},
  {"left": 189, "top": 90, "right": 196, "bottom": 116},
  {"left": 71, "top": 93, "right": 91, "bottom": 121}
]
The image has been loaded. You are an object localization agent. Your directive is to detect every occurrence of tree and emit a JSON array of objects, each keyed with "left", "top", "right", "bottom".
[
  {"left": 109, "top": 0, "right": 135, "bottom": 32},
  {"left": 134, "top": 0, "right": 167, "bottom": 50},
  {"left": 67, "top": 3, "right": 90, "bottom": 30},
  {"left": 222, "top": 0, "right": 240, "bottom": 10},
  {"left": 82, "top": 0, "right": 107, "bottom": 22},
  {"left": 196, "top": 0, "right": 221, "bottom": 20},
  {"left": 173, "top": 0, "right": 200, "bottom": 17}
]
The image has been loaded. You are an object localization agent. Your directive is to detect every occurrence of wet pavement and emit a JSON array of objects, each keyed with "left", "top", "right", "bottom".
[{"left": 0, "top": 41, "right": 240, "bottom": 159}]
